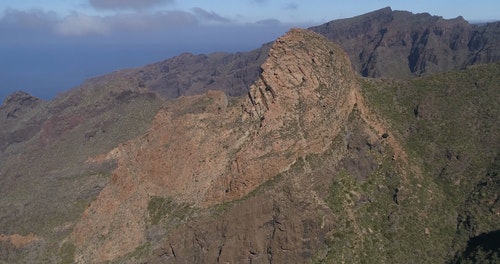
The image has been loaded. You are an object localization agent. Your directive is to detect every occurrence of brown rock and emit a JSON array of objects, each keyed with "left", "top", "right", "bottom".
[
  {"left": 70, "top": 28, "right": 359, "bottom": 262},
  {"left": 0, "top": 233, "right": 40, "bottom": 248}
]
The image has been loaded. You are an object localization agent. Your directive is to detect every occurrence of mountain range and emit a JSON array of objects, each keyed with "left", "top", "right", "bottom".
[{"left": 0, "top": 7, "right": 499, "bottom": 263}]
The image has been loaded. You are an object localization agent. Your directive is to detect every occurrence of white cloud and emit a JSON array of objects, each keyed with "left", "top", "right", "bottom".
[
  {"left": 0, "top": 6, "right": 288, "bottom": 37},
  {"left": 52, "top": 10, "right": 198, "bottom": 36}
]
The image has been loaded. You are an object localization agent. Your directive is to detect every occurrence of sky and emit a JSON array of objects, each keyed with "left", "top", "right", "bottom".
[{"left": 1, "top": 0, "right": 499, "bottom": 102}]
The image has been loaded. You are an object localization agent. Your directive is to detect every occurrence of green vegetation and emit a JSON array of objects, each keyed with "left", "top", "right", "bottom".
[
  {"left": 308, "top": 62, "right": 500, "bottom": 263},
  {"left": 360, "top": 63, "right": 500, "bottom": 187},
  {"left": 58, "top": 242, "right": 76, "bottom": 264},
  {"left": 105, "top": 242, "right": 153, "bottom": 264},
  {"left": 357, "top": 62, "right": 500, "bottom": 262},
  {"left": 147, "top": 196, "right": 193, "bottom": 226}
]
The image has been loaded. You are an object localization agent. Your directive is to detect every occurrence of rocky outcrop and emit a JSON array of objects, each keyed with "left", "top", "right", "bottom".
[
  {"left": 70, "top": 28, "right": 359, "bottom": 263},
  {"left": 0, "top": 92, "right": 44, "bottom": 152},
  {"left": 311, "top": 7, "right": 500, "bottom": 78},
  {"left": 73, "top": 8, "right": 500, "bottom": 102},
  {"left": 1, "top": 91, "right": 41, "bottom": 114}
]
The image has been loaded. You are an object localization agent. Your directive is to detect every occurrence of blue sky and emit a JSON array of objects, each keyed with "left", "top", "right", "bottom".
[{"left": 1, "top": 0, "right": 499, "bottom": 101}]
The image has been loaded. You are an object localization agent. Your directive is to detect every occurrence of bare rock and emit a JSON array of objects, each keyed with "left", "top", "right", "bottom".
[{"left": 70, "top": 28, "right": 359, "bottom": 263}]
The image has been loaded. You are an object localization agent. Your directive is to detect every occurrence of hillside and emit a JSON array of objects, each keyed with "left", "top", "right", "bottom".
[{"left": 0, "top": 10, "right": 499, "bottom": 264}]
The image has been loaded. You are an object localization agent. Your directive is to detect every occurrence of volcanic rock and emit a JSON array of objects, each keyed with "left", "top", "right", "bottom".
[
  {"left": 311, "top": 7, "right": 500, "bottom": 78},
  {"left": 70, "top": 28, "right": 359, "bottom": 263}
]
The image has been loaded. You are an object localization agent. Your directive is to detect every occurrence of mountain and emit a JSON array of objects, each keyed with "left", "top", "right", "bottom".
[
  {"left": 1, "top": 10, "right": 499, "bottom": 264},
  {"left": 310, "top": 7, "right": 500, "bottom": 78},
  {"left": 70, "top": 7, "right": 500, "bottom": 104},
  {"left": 82, "top": 43, "right": 271, "bottom": 100}
]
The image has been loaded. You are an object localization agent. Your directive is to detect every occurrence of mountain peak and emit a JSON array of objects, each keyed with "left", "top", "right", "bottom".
[
  {"left": 247, "top": 28, "right": 356, "bottom": 119},
  {"left": 366, "top": 6, "right": 393, "bottom": 16},
  {"left": 69, "top": 28, "right": 360, "bottom": 262}
]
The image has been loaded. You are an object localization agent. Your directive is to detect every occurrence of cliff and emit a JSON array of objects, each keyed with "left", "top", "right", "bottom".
[
  {"left": 69, "top": 28, "right": 361, "bottom": 263},
  {"left": 311, "top": 7, "right": 500, "bottom": 78}
]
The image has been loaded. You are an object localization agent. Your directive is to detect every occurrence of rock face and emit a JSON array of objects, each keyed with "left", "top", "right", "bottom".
[
  {"left": 70, "top": 28, "right": 359, "bottom": 263},
  {"left": 311, "top": 7, "right": 500, "bottom": 78},
  {"left": 0, "top": 91, "right": 44, "bottom": 152}
]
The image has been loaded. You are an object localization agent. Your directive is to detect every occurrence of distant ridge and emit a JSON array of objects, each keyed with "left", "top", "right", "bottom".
[
  {"left": 81, "top": 43, "right": 272, "bottom": 100},
  {"left": 310, "top": 7, "right": 500, "bottom": 78},
  {"left": 74, "top": 7, "right": 500, "bottom": 102}
]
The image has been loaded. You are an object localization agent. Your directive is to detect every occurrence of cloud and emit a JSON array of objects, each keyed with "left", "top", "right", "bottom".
[
  {"left": 0, "top": 6, "right": 285, "bottom": 38},
  {"left": 89, "top": 0, "right": 174, "bottom": 10},
  {"left": 55, "top": 13, "right": 110, "bottom": 35},
  {"left": 0, "top": 9, "right": 56, "bottom": 31},
  {"left": 192, "top": 7, "right": 230, "bottom": 23},
  {"left": 52, "top": 10, "right": 198, "bottom": 36}
]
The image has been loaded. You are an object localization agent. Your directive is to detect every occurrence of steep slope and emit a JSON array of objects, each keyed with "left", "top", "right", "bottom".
[
  {"left": 311, "top": 7, "right": 500, "bottom": 78},
  {"left": 360, "top": 62, "right": 500, "bottom": 262},
  {"left": 69, "top": 28, "right": 360, "bottom": 263},
  {"left": 0, "top": 76, "right": 165, "bottom": 263},
  {"left": 66, "top": 29, "right": 499, "bottom": 263}
]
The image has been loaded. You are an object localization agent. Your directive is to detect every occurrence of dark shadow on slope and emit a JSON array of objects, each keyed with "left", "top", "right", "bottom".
[{"left": 450, "top": 230, "right": 500, "bottom": 263}]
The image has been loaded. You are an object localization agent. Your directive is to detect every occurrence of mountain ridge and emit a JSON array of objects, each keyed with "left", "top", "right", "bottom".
[
  {"left": 2, "top": 7, "right": 500, "bottom": 104},
  {"left": 0, "top": 8, "right": 499, "bottom": 264},
  {"left": 69, "top": 28, "right": 362, "bottom": 262},
  {"left": 310, "top": 7, "right": 500, "bottom": 78}
]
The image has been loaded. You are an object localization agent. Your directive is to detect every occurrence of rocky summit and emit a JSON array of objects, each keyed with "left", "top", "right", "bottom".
[
  {"left": 69, "top": 28, "right": 361, "bottom": 263},
  {"left": 1, "top": 10, "right": 499, "bottom": 264}
]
